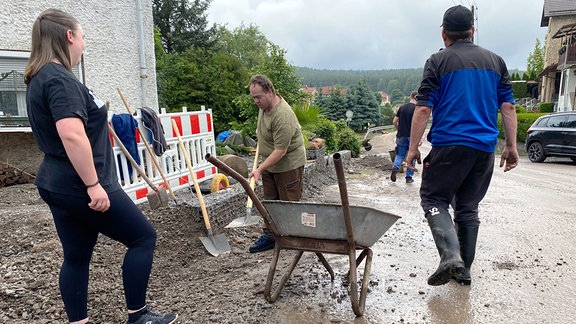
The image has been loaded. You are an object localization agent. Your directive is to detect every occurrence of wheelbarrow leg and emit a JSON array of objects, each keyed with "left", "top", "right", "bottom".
[
  {"left": 315, "top": 252, "right": 335, "bottom": 281},
  {"left": 356, "top": 248, "right": 370, "bottom": 267},
  {"left": 264, "top": 245, "right": 304, "bottom": 302},
  {"left": 348, "top": 248, "right": 373, "bottom": 317}
]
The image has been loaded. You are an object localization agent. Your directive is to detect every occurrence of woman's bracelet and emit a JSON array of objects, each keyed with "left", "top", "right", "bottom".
[{"left": 86, "top": 180, "right": 99, "bottom": 188}]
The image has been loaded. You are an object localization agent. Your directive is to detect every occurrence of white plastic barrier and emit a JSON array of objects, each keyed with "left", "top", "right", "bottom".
[{"left": 109, "top": 106, "right": 217, "bottom": 204}]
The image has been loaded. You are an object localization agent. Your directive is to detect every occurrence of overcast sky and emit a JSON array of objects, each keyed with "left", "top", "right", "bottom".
[{"left": 206, "top": 0, "right": 547, "bottom": 71}]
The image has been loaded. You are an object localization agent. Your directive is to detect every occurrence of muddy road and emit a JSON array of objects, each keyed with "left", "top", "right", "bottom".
[
  {"left": 294, "top": 133, "right": 576, "bottom": 324},
  {"left": 0, "top": 131, "right": 575, "bottom": 323}
]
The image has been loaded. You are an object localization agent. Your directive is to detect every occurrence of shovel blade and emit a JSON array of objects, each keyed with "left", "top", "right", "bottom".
[
  {"left": 146, "top": 187, "right": 169, "bottom": 209},
  {"left": 225, "top": 207, "right": 261, "bottom": 228},
  {"left": 225, "top": 215, "right": 261, "bottom": 228},
  {"left": 199, "top": 233, "right": 231, "bottom": 257}
]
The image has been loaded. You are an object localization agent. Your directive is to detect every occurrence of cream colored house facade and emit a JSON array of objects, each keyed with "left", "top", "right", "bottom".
[
  {"left": 0, "top": 0, "right": 158, "bottom": 172},
  {"left": 0, "top": 0, "right": 158, "bottom": 120},
  {"left": 540, "top": 0, "right": 576, "bottom": 111}
]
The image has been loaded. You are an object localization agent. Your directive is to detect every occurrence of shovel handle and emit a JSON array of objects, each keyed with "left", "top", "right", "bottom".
[
  {"left": 171, "top": 119, "right": 211, "bottom": 232},
  {"left": 108, "top": 124, "right": 157, "bottom": 191},
  {"left": 117, "top": 87, "right": 177, "bottom": 200},
  {"left": 246, "top": 143, "right": 259, "bottom": 209}
]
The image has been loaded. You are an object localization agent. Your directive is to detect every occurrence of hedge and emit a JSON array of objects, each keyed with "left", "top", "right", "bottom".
[{"left": 498, "top": 112, "right": 546, "bottom": 143}]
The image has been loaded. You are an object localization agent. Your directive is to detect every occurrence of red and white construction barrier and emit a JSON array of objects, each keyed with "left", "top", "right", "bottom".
[{"left": 109, "top": 106, "right": 217, "bottom": 204}]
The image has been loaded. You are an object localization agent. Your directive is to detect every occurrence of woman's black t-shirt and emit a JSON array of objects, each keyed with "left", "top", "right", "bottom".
[{"left": 26, "top": 63, "right": 121, "bottom": 196}]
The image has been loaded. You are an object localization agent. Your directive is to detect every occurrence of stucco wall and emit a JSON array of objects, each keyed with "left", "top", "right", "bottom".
[
  {"left": 0, "top": 0, "right": 158, "bottom": 113},
  {"left": 1, "top": 1, "right": 158, "bottom": 173}
]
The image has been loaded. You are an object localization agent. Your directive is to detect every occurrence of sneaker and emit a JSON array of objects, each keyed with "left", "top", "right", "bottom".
[
  {"left": 249, "top": 233, "right": 275, "bottom": 253},
  {"left": 390, "top": 167, "right": 398, "bottom": 182},
  {"left": 126, "top": 307, "right": 178, "bottom": 324},
  {"left": 406, "top": 178, "right": 414, "bottom": 183}
]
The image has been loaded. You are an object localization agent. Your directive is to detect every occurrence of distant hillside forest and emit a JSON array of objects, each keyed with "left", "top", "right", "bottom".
[
  {"left": 295, "top": 67, "right": 422, "bottom": 96},
  {"left": 295, "top": 67, "right": 525, "bottom": 96}
]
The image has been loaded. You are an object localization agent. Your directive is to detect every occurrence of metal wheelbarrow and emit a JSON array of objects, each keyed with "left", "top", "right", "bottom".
[{"left": 205, "top": 152, "right": 401, "bottom": 316}]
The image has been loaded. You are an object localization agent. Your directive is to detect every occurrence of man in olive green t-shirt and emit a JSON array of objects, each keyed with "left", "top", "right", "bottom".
[{"left": 247, "top": 74, "right": 306, "bottom": 253}]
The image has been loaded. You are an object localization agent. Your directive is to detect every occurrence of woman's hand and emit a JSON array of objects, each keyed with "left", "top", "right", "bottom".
[{"left": 87, "top": 184, "right": 110, "bottom": 212}]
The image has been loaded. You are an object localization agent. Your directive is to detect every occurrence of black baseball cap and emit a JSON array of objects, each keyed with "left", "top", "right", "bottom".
[{"left": 441, "top": 5, "right": 473, "bottom": 31}]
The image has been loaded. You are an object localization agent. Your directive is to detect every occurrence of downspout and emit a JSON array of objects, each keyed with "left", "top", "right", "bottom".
[{"left": 136, "top": 0, "right": 148, "bottom": 108}]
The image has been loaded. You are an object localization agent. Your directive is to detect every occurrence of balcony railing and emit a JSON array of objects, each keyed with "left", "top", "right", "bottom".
[{"left": 558, "top": 43, "right": 576, "bottom": 68}]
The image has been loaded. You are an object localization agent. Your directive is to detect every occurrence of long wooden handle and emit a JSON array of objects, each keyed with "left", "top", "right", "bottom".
[
  {"left": 171, "top": 119, "right": 211, "bottom": 231},
  {"left": 108, "top": 124, "right": 157, "bottom": 191},
  {"left": 246, "top": 143, "right": 259, "bottom": 209},
  {"left": 117, "top": 87, "right": 176, "bottom": 200}
]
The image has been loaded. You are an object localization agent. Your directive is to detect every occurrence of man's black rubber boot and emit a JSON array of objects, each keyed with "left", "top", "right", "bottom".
[
  {"left": 426, "top": 212, "right": 465, "bottom": 286},
  {"left": 452, "top": 224, "right": 479, "bottom": 285},
  {"left": 390, "top": 167, "right": 398, "bottom": 182}
]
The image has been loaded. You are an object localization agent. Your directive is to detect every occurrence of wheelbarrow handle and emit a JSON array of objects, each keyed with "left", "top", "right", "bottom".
[
  {"left": 332, "top": 153, "right": 356, "bottom": 248},
  {"left": 205, "top": 153, "right": 276, "bottom": 232}
]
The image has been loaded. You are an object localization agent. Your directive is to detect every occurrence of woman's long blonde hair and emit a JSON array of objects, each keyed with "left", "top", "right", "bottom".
[{"left": 24, "top": 8, "right": 79, "bottom": 84}]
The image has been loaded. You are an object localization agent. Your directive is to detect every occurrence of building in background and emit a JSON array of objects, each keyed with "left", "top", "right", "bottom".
[
  {"left": 0, "top": 0, "right": 158, "bottom": 172},
  {"left": 540, "top": 0, "right": 576, "bottom": 111}
]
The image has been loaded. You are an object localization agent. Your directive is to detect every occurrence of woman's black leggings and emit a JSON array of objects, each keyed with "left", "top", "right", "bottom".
[{"left": 38, "top": 188, "right": 156, "bottom": 322}]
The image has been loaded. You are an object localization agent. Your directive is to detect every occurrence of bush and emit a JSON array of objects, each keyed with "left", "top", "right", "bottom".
[
  {"left": 511, "top": 81, "right": 528, "bottom": 98},
  {"left": 215, "top": 142, "right": 229, "bottom": 156},
  {"left": 381, "top": 105, "right": 395, "bottom": 125},
  {"left": 334, "top": 120, "right": 361, "bottom": 157},
  {"left": 539, "top": 102, "right": 554, "bottom": 113},
  {"left": 215, "top": 141, "right": 252, "bottom": 156},
  {"left": 497, "top": 112, "right": 546, "bottom": 143},
  {"left": 312, "top": 117, "right": 337, "bottom": 152},
  {"left": 515, "top": 105, "right": 527, "bottom": 114}
]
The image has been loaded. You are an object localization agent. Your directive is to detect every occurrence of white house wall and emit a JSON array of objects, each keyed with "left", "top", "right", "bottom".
[
  {"left": 558, "top": 68, "right": 576, "bottom": 111},
  {"left": 0, "top": 0, "right": 158, "bottom": 113}
]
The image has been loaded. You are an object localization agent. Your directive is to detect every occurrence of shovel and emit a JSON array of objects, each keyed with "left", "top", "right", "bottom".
[
  {"left": 117, "top": 87, "right": 178, "bottom": 204},
  {"left": 171, "top": 119, "right": 230, "bottom": 256},
  {"left": 108, "top": 124, "right": 168, "bottom": 209},
  {"left": 225, "top": 143, "right": 261, "bottom": 228}
]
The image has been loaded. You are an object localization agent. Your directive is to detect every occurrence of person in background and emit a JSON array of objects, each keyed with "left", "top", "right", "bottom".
[
  {"left": 391, "top": 90, "right": 421, "bottom": 183},
  {"left": 405, "top": 5, "right": 519, "bottom": 286},
  {"left": 24, "top": 8, "right": 177, "bottom": 324},
  {"left": 248, "top": 74, "right": 307, "bottom": 253}
]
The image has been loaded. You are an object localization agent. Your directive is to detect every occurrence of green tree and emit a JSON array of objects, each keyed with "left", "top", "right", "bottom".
[
  {"left": 318, "top": 87, "right": 349, "bottom": 122},
  {"left": 347, "top": 81, "right": 381, "bottom": 130},
  {"left": 231, "top": 44, "right": 307, "bottom": 136},
  {"left": 389, "top": 89, "right": 405, "bottom": 105},
  {"left": 153, "top": 0, "right": 217, "bottom": 53},
  {"left": 214, "top": 24, "right": 268, "bottom": 71},
  {"left": 258, "top": 45, "right": 306, "bottom": 105},
  {"left": 526, "top": 38, "right": 545, "bottom": 80},
  {"left": 155, "top": 47, "right": 247, "bottom": 132}
]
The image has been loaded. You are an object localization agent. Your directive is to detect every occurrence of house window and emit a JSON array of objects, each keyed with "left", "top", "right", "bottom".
[{"left": 0, "top": 50, "right": 83, "bottom": 119}]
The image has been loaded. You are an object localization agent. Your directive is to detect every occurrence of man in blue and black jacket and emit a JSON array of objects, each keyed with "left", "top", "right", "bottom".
[{"left": 406, "top": 5, "right": 519, "bottom": 286}]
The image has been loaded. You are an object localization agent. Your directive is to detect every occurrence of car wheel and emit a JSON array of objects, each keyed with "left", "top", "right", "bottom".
[{"left": 527, "top": 142, "right": 546, "bottom": 163}]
